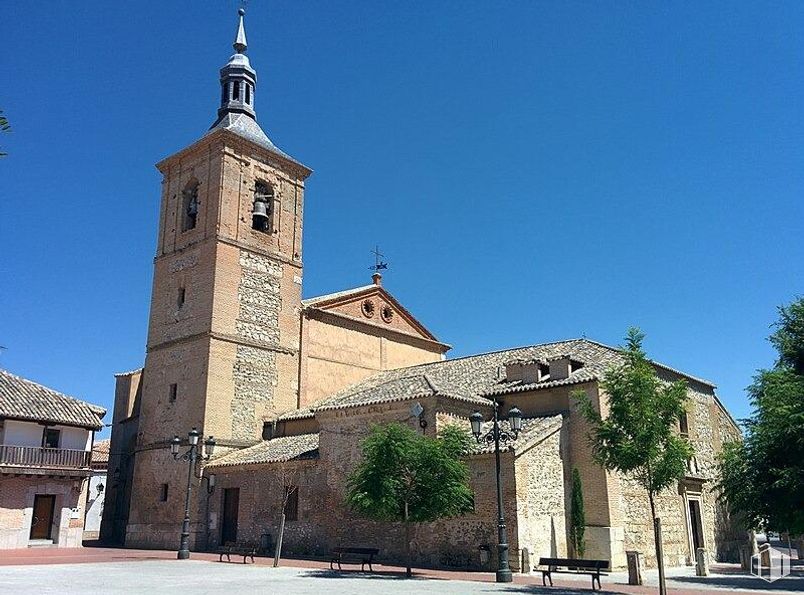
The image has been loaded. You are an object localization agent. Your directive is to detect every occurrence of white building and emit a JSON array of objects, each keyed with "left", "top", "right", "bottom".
[
  {"left": 84, "top": 440, "right": 109, "bottom": 540},
  {"left": 0, "top": 369, "right": 105, "bottom": 548}
]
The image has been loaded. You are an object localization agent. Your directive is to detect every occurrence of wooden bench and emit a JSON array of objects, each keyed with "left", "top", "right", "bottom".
[
  {"left": 330, "top": 547, "right": 379, "bottom": 572},
  {"left": 217, "top": 542, "right": 258, "bottom": 564},
  {"left": 537, "top": 557, "right": 609, "bottom": 590}
]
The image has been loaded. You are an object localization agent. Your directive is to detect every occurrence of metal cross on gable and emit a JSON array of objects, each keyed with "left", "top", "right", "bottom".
[{"left": 369, "top": 245, "right": 389, "bottom": 274}]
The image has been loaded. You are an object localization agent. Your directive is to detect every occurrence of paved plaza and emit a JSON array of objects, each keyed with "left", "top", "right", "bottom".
[{"left": 0, "top": 550, "right": 802, "bottom": 595}]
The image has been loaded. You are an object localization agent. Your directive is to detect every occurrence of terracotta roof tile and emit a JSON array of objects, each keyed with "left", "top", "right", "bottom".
[
  {"left": 207, "top": 433, "right": 319, "bottom": 468},
  {"left": 92, "top": 439, "right": 110, "bottom": 466},
  {"left": 0, "top": 369, "right": 105, "bottom": 429},
  {"left": 309, "top": 339, "right": 715, "bottom": 414}
]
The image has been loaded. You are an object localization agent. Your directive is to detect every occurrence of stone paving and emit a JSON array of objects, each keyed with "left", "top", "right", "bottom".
[{"left": 0, "top": 548, "right": 801, "bottom": 594}]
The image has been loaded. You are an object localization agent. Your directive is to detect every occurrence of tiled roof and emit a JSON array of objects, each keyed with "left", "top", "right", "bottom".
[
  {"left": 285, "top": 374, "right": 491, "bottom": 422},
  {"left": 207, "top": 113, "right": 310, "bottom": 172},
  {"left": 207, "top": 433, "right": 319, "bottom": 468},
  {"left": 92, "top": 439, "right": 110, "bottom": 466},
  {"left": 307, "top": 339, "right": 715, "bottom": 414},
  {"left": 0, "top": 369, "right": 106, "bottom": 429},
  {"left": 470, "top": 414, "right": 564, "bottom": 455}
]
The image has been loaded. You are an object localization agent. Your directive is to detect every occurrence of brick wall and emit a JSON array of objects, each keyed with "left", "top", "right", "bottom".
[{"left": 0, "top": 476, "right": 88, "bottom": 548}]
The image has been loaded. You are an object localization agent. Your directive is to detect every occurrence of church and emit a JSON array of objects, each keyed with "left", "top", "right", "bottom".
[{"left": 101, "top": 10, "right": 742, "bottom": 572}]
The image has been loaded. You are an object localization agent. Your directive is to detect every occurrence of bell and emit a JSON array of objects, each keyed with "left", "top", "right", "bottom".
[{"left": 252, "top": 200, "right": 269, "bottom": 219}]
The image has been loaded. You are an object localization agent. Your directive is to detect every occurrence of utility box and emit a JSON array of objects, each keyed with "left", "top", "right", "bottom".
[
  {"left": 479, "top": 545, "right": 491, "bottom": 567},
  {"left": 521, "top": 547, "right": 530, "bottom": 573},
  {"left": 626, "top": 551, "right": 643, "bottom": 585}
]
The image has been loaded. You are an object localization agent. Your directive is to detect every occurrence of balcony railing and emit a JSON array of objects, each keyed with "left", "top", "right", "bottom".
[{"left": 0, "top": 445, "right": 91, "bottom": 469}]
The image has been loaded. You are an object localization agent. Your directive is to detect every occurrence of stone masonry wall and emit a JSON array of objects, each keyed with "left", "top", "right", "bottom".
[
  {"left": 229, "top": 249, "right": 282, "bottom": 439},
  {"left": 617, "top": 380, "right": 743, "bottom": 567},
  {"left": 514, "top": 425, "right": 567, "bottom": 565}
]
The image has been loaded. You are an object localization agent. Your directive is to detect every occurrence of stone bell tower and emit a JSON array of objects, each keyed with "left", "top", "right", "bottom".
[{"left": 124, "top": 9, "right": 312, "bottom": 549}]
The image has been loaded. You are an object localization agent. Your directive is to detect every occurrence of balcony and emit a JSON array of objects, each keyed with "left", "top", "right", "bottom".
[{"left": 0, "top": 445, "right": 92, "bottom": 476}]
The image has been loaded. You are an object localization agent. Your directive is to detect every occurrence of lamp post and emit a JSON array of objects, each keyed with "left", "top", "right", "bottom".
[
  {"left": 470, "top": 402, "right": 522, "bottom": 583},
  {"left": 171, "top": 427, "right": 216, "bottom": 560}
]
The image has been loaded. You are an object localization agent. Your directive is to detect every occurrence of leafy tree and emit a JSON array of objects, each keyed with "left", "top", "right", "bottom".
[
  {"left": 346, "top": 422, "right": 474, "bottom": 577},
  {"left": 570, "top": 467, "right": 586, "bottom": 558},
  {"left": 0, "top": 110, "right": 10, "bottom": 157},
  {"left": 575, "top": 328, "right": 693, "bottom": 595},
  {"left": 718, "top": 298, "right": 804, "bottom": 537}
]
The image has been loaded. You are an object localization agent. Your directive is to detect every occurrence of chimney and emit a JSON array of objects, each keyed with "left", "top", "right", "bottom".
[
  {"left": 505, "top": 360, "right": 539, "bottom": 384},
  {"left": 548, "top": 357, "right": 572, "bottom": 381},
  {"left": 372, "top": 272, "right": 382, "bottom": 286}
]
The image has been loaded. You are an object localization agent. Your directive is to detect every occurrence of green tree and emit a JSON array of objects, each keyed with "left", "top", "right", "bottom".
[
  {"left": 0, "top": 110, "right": 10, "bottom": 157},
  {"left": 570, "top": 467, "right": 586, "bottom": 558},
  {"left": 346, "top": 422, "right": 474, "bottom": 577},
  {"left": 718, "top": 298, "right": 804, "bottom": 537},
  {"left": 575, "top": 328, "right": 693, "bottom": 595}
]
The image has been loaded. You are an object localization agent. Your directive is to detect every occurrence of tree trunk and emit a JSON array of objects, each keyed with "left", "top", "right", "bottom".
[
  {"left": 649, "top": 492, "right": 666, "bottom": 595},
  {"left": 404, "top": 501, "right": 412, "bottom": 578},
  {"left": 273, "top": 511, "right": 286, "bottom": 568}
]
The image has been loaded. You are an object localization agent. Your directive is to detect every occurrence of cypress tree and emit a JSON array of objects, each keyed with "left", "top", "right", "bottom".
[{"left": 570, "top": 467, "right": 586, "bottom": 558}]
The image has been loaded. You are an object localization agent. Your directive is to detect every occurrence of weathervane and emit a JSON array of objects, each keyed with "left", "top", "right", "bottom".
[{"left": 369, "top": 246, "right": 388, "bottom": 283}]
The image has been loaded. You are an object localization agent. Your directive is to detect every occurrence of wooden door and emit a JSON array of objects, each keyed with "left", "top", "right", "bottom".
[
  {"left": 30, "top": 495, "right": 55, "bottom": 540},
  {"left": 688, "top": 499, "right": 704, "bottom": 552},
  {"left": 221, "top": 488, "right": 239, "bottom": 545}
]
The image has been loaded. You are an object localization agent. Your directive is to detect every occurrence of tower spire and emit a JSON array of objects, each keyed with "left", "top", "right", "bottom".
[
  {"left": 214, "top": 8, "right": 257, "bottom": 123},
  {"left": 234, "top": 8, "right": 247, "bottom": 54}
]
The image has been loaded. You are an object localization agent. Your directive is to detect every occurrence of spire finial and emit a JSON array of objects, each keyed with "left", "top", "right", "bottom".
[
  {"left": 234, "top": 8, "right": 247, "bottom": 54},
  {"left": 369, "top": 246, "right": 389, "bottom": 285}
]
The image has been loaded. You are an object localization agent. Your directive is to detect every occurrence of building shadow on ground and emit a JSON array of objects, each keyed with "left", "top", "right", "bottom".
[
  {"left": 498, "top": 586, "right": 622, "bottom": 595},
  {"left": 300, "top": 569, "right": 444, "bottom": 581},
  {"left": 300, "top": 570, "right": 621, "bottom": 594},
  {"left": 671, "top": 575, "right": 803, "bottom": 591}
]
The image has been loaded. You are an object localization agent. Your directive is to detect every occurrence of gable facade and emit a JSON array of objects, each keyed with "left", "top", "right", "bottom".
[{"left": 299, "top": 278, "right": 450, "bottom": 406}]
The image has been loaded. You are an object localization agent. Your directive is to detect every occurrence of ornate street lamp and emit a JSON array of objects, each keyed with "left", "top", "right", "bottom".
[
  {"left": 172, "top": 427, "right": 216, "bottom": 559},
  {"left": 470, "top": 402, "right": 523, "bottom": 583}
]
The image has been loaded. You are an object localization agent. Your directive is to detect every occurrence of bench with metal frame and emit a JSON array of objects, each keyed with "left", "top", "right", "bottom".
[
  {"left": 330, "top": 547, "right": 379, "bottom": 572},
  {"left": 537, "top": 557, "right": 609, "bottom": 590},
  {"left": 217, "top": 541, "right": 258, "bottom": 564}
]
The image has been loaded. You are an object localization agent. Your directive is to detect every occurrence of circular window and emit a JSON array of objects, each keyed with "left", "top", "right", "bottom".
[
  {"left": 381, "top": 305, "right": 394, "bottom": 323},
  {"left": 361, "top": 299, "right": 376, "bottom": 318}
]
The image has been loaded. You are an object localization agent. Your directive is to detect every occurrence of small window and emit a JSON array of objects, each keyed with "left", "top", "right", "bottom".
[
  {"left": 679, "top": 412, "right": 689, "bottom": 437},
  {"left": 43, "top": 428, "right": 60, "bottom": 449},
  {"left": 159, "top": 483, "right": 169, "bottom": 502},
  {"left": 262, "top": 422, "right": 273, "bottom": 441},
  {"left": 252, "top": 181, "right": 273, "bottom": 233},
  {"left": 233, "top": 81, "right": 240, "bottom": 101},
  {"left": 177, "top": 287, "right": 186, "bottom": 308},
  {"left": 222, "top": 83, "right": 228, "bottom": 105},
  {"left": 245, "top": 84, "right": 251, "bottom": 105},
  {"left": 169, "top": 383, "right": 178, "bottom": 403},
  {"left": 538, "top": 363, "right": 551, "bottom": 382},
  {"left": 284, "top": 486, "right": 298, "bottom": 521},
  {"left": 182, "top": 181, "right": 199, "bottom": 232}
]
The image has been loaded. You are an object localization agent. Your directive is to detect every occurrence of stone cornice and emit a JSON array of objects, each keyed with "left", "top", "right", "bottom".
[
  {"left": 153, "top": 234, "right": 303, "bottom": 270},
  {"left": 147, "top": 330, "right": 298, "bottom": 356},
  {"left": 156, "top": 128, "right": 311, "bottom": 181}
]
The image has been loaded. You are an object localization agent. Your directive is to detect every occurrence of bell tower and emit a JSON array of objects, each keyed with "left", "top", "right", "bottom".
[{"left": 124, "top": 9, "right": 312, "bottom": 549}]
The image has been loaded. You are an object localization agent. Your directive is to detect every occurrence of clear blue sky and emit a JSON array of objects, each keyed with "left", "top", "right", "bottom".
[{"left": 2, "top": 2, "right": 802, "bottom": 438}]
